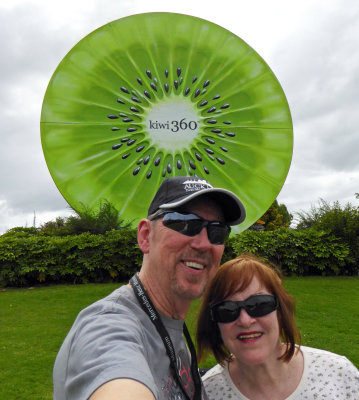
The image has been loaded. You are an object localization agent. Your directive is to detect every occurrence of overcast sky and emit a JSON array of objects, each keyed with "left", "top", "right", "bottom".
[{"left": 1, "top": 0, "right": 358, "bottom": 233}]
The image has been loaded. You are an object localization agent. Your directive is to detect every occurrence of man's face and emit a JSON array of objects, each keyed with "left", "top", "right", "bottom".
[{"left": 146, "top": 198, "right": 226, "bottom": 303}]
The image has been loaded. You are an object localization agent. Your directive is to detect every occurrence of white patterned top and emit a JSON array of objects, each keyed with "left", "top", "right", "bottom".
[{"left": 202, "top": 346, "right": 359, "bottom": 399}]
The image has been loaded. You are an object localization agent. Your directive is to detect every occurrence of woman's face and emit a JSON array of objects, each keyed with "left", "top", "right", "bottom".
[{"left": 218, "top": 275, "right": 282, "bottom": 366}]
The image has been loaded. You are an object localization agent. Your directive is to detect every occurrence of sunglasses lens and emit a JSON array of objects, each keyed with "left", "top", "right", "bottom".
[
  {"left": 162, "top": 213, "right": 202, "bottom": 236},
  {"left": 212, "top": 302, "right": 241, "bottom": 323},
  {"left": 245, "top": 295, "right": 278, "bottom": 317},
  {"left": 207, "top": 224, "right": 230, "bottom": 245}
]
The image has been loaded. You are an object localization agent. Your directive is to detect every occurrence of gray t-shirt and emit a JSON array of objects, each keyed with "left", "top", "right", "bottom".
[{"left": 53, "top": 285, "right": 202, "bottom": 400}]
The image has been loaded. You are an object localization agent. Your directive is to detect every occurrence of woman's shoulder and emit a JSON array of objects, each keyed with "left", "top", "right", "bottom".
[
  {"left": 301, "top": 345, "right": 355, "bottom": 363},
  {"left": 301, "top": 345, "right": 359, "bottom": 376},
  {"left": 202, "top": 363, "right": 225, "bottom": 381}
]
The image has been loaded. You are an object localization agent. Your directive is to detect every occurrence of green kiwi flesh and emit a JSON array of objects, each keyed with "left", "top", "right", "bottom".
[{"left": 40, "top": 12, "right": 293, "bottom": 233}]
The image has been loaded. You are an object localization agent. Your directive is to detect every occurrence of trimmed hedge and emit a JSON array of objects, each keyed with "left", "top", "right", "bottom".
[
  {"left": 225, "top": 228, "right": 351, "bottom": 276},
  {"left": 0, "top": 228, "right": 354, "bottom": 287},
  {"left": 0, "top": 229, "right": 142, "bottom": 287}
]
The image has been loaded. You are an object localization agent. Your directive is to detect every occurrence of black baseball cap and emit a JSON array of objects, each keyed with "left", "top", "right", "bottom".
[{"left": 147, "top": 176, "right": 246, "bottom": 225}]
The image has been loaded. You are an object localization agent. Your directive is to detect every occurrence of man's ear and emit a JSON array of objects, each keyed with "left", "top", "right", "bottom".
[{"left": 137, "top": 219, "right": 151, "bottom": 254}]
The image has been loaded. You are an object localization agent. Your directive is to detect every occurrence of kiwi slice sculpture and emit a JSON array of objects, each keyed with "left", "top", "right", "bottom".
[{"left": 41, "top": 12, "right": 293, "bottom": 233}]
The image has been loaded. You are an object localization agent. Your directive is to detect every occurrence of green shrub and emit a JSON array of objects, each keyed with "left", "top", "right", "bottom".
[
  {"left": 227, "top": 228, "right": 351, "bottom": 276},
  {"left": 0, "top": 229, "right": 142, "bottom": 287}
]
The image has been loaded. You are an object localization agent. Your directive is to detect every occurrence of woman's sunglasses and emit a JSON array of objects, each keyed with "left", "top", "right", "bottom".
[
  {"left": 150, "top": 211, "right": 231, "bottom": 245},
  {"left": 210, "top": 294, "right": 279, "bottom": 323}
]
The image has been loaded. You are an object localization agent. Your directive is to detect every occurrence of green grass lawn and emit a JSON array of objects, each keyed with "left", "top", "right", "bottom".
[{"left": 1, "top": 277, "right": 358, "bottom": 399}]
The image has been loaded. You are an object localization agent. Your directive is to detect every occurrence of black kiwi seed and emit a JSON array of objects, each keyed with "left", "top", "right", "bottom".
[
  {"left": 164, "top": 83, "right": 169, "bottom": 92},
  {"left": 122, "top": 118, "right": 133, "bottom": 122},
  {"left": 195, "top": 153, "right": 202, "bottom": 161},
  {"left": 112, "top": 144, "right": 122, "bottom": 150},
  {"left": 192, "top": 76, "right": 198, "bottom": 83},
  {"left": 137, "top": 158, "right": 143, "bottom": 165},
  {"left": 119, "top": 113, "right": 127, "bottom": 117},
  {"left": 206, "top": 119, "right": 217, "bottom": 124},
  {"left": 111, "top": 127, "right": 120, "bottom": 131},
  {"left": 121, "top": 138, "right": 129, "bottom": 142},
  {"left": 133, "top": 167, "right": 140, "bottom": 175},
  {"left": 184, "top": 87, "right": 190, "bottom": 96},
  {"left": 137, "top": 78, "right": 143, "bottom": 85},
  {"left": 130, "top": 106, "right": 140, "bottom": 112},
  {"left": 179, "top": 77, "right": 183, "bottom": 85},
  {"left": 213, "top": 95, "right": 220, "bottom": 100},
  {"left": 220, "top": 147, "right": 228, "bottom": 152},
  {"left": 117, "top": 99, "right": 125, "bottom": 104},
  {"left": 226, "top": 132, "right": 235, "bottom": 137},
  {"left": 220, "top": 104, "right": 230, "bottom": 109},
  {"left": 203, "top": 80, "right": 210, "bottom": 88},
  {"left": 194, "top": 89, "right": 200, "bottom": 97},
  {"left": 165, "top": 70, "right": 169, "bottom": 78},
  {"left": 122, "top": 153, "right": 130, "bottom": 159},
  {"left": 146, "top": 171, "right": 152, "bottom": 179},
  {"left": 131, "top": 97, "right": 141, "bottom": 103},
  {"left": 121, "top": 86, "right": 130, "bottom": 94},
  {"left": 154, "top": 157, "right": 161, "bottom": 166},
  {"left": 127, "top": 139, "right": 136, "bottom": 145},
  {"left": 144, "top": 90, "right": 151, "bottom": 99},
  {"left": 216, "top": 158, "right": 225, "bottom": 165},
  {"left": 144, "top": 155, "right": 150, "bottom": 164},
  {"left": 205, "top": 148, "right": 214, "bottom": 154},
  {"left": 207, "top": 106, "right": 216, "bottom": 113},
  {"left": 177, "top": 67, "right": 181, "bottom": 77},
  {"left": 167, "top": 163, "right": 172, "bottom": 173},
  {"left": 174, "top": 80, "right": 178, "bottom": 89},
  {"left": 127, "top": 127, "right": 137, "bottom": 132},
  {"left": 199, "top": 100, "right": 208, "bottom": 107},
  {"left": 150, "top": 83, "right": 157, "bottom": 91},
  {"left": 146, "top": 70, "right": 152, "bottom": 79},
  {"left": 212, "top": 129, "right": 221, "bottom": 133},
  {"left": 223, "top": 121, "right": 231, "bottom": 125},
  {"left": 136, "top": 146, "right": 145, "bottom": 152},
  {"left": 177, "top": 160, "right": 182, "bottom": 169},
  {"left": 107, "top": 115, "right": 119, "bottom": 119},
  {"left": 203, "top": 167, "right": 210, "bottom": 174},
  {"left": 189, "top": 161, "right": 196, "bottom": 169},
  {"left": 206, "top": 138, "right": 215, "bottom": 144}
]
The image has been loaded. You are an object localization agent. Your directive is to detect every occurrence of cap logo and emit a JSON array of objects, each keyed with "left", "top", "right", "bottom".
[{"left": 183, "top": 179, "right": 213, "bottom": 192}]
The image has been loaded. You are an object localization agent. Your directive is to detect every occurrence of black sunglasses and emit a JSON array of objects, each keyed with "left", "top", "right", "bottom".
[
  {"left": 150, "top": 211, "right": 230, "bottom": 245},
  {"left": 210, "top": 294, "right": 279, "bottom": 323}
]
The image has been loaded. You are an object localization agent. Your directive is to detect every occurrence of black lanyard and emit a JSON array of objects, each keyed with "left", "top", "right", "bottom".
[{"left": 130, "top": 274, "right": 202, "bottom": 400}]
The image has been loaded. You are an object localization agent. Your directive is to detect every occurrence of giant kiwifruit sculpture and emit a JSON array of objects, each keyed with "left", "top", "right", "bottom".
[{"left": 41, "top": 12, "right": 293, "bottom": 233}]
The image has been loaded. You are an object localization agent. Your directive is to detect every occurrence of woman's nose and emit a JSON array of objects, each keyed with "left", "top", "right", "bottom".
[{"left": 235, "top": 308, "right": 256, "bottom": 327}]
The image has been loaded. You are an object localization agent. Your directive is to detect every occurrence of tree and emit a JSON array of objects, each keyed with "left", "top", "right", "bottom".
[
  {"left": 38, "top": 200, "right": 130, "bottom": 236},
  {"left": 257, "top": 200, "right": 293, "bottom": 231}
]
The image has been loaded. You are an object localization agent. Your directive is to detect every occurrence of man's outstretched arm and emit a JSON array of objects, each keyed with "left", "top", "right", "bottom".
[{"left": 89, "top": 378, "right": 155, "bottom": 400}]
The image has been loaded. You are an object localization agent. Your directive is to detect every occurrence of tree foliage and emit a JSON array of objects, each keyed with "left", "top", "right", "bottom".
[
  {"left": 256, "top": 200, "right": 293, "bottom": 230},
  {"left": 39, "top": 200, "right": 130, "bottom": 236}
]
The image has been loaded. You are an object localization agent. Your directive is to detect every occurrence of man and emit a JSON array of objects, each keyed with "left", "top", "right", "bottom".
[{"left": 53, "top": 176, "right": 246, "bottom": 400}]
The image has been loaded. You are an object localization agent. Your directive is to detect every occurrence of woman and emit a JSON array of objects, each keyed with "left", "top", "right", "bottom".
[{"left": 196, "top": 254, "right": 359, "bottom": 399}]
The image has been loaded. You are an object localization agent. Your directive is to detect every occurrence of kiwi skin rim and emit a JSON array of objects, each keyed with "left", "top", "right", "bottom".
[{"left": 40, "top": 12, "right": 293, "bottom": 233}]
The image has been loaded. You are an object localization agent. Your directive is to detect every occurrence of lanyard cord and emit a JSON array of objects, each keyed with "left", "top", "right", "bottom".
[{"left": 130, "top": 274, "right": 202, "bottom": 400}]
